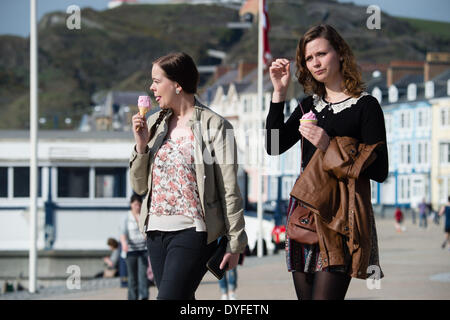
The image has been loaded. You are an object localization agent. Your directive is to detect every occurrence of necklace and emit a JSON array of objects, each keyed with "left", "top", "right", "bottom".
[{"left": 324, "top": 93, "right": 351, "bottom": 104}]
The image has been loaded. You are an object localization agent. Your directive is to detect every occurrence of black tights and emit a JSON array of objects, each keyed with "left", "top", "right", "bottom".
[{"left": 292, "top": 271, "right": 351, "bottom": 300}]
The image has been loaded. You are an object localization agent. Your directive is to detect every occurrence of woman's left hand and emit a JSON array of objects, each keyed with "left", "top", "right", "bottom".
[
  {"left": 299, "top": 122, "right": 330, "bottom": 152},
  {"left": 220, "top": 252, "right": 240, "bottom": 271}
]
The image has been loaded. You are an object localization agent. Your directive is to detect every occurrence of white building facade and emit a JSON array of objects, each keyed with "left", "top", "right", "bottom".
[{"left": 0, "top": 131, "right": 135, "bottom": 251}]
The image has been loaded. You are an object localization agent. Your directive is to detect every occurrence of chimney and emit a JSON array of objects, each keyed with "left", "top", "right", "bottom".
[
  {"left": 424, "top": 52, "right": 450, "bottom": 82},
  {"left": 387, "top": 61, "right": 424, "bottom": 87},
  {"left": 239, "top": 0, "right": 259, "bottom": 22},
  {"left": 237, "top": 61, "right": 257, "bottom": 82},
  {"left": 213, "top": 65, "right": 230, "bottom": 81}
]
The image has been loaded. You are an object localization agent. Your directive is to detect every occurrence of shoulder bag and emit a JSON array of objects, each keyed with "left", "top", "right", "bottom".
[{"left": 287, "top": 102, "right": 318, "bottom": 245}]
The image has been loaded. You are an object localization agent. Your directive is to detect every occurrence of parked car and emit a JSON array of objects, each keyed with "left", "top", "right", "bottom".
[
  {"left": 271, "top": 208, "right": 287, "bottom": 253},
  {"left": 271, "top": 224, "right": 286, "bottom": 252},
  {"left": 271, "top": 200, "right": 289, "bottom": 253},
  {"left": 243, "top": 210, "right": 275, "bottom": 256}
]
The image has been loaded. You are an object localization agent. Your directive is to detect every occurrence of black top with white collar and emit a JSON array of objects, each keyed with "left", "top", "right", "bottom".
[{"left": 265, "top": 93, "right": 388, "bottom": 183}]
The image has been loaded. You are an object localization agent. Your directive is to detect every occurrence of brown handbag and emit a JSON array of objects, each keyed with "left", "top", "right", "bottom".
[
  {"left": 287, "top": 202, "right": 318, "bottom": 245},
  {"left": 286, "top": 102, "right": 318, "bottom": 245}
]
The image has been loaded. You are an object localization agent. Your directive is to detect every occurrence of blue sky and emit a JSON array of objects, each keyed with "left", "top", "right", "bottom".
[{"left": 0, "top": 0, "right": 449, "bottom": 37}]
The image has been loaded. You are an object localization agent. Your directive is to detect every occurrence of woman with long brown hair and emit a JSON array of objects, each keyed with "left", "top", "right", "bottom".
[
  {"left": 130, "top": 52, "right": 247, "bottom": 300},
  {"left": 266, "top": 24, "right": 388, "bottom": 299}
]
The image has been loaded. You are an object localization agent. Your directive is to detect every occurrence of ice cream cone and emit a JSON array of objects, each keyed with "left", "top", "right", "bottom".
[
  {"left": 139, "top": 106, "right": 149, "bottom": 117},
  {"left": 300, "top": 119, "right": 318, "bottom": 125},
  {"left": 137, "top": 95, "right": 151, "bottom": 131},
  {"left": 138, "top": 96, "right": 151, "bottom": 112},
  {"left": 300, "top": 110, "right": 318, "bottom": 125}
]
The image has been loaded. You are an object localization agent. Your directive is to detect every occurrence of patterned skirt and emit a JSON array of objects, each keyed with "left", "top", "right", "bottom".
[{"left": 285, "top": 197, "right": 348, "bottom": 274}]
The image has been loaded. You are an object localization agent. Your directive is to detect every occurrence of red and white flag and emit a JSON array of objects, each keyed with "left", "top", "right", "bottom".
[{"left": 262, "top": 0, "right": 272, "bottom": 67}]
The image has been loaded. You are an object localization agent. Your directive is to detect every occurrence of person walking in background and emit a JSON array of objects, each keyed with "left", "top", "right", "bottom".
[
  {"left": 120, "top": 194, "right": 149, "bottom": 300},
  {"left": 394, "top": 207, "right": 405, "bottom": 233},
  {"left": 130, "top": 52, "right": 247, "bottom": 300},
  {"left": 439, "top": 196, "right": 450, "bottom": 250},
  {"left": 265, "top": 24, "right": 388, "bottom": 300},
  {"left": 418, "top": 198, "right": 428, "bottom": 229},
  {"left": 219, "top": 267, "right": 238, "bottom": 300},
  {"left": 218, "top": 251, "right": 244, "bottom": 300},
  {"left": 428, "top": 202, "right": 440, "bottom": 225}
]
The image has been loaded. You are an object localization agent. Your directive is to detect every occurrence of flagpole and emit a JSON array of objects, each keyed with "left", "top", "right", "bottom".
[
  {"left": 256, "top": 0, "right": 264, "bottom": 258},
  {"left": 29, "top": 0, "right": 38, "bottom": 294}
]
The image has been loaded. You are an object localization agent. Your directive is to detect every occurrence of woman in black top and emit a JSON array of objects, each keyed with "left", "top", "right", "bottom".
[{"left": 265, "top": 24, "right": 388, "bottom": 300}]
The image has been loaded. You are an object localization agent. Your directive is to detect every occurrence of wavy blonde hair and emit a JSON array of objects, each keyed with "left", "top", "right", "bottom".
[{"left": 295, "top": 24, "right": 365, "bottom": 98}]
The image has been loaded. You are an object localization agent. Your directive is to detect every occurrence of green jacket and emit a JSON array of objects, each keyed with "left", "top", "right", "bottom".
[{"left": 129, "top": 98, "right": 247, "bottom": 254}]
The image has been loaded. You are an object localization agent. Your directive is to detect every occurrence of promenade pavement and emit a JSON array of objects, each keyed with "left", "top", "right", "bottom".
[{"left": 3, "top": 216, "right": 450, "bottom": 300}]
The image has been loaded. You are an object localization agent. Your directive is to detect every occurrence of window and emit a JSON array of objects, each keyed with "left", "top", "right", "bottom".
[
  {"left": 95, "top": 167, "right": 126, "bottom": 198},
  {"left": 58, "top": 167, "right": 89, "bottom": 198},
  {"left": 269, "top": 177, "right": 278, "bottom": 200},
  {"left": 400, "top": 178, "right": 405, "bottom": 200},
  {"left": 440, "top": 143, "right": 450, "bottom": 165},
  {"left": 400, "top": 143, "right": 411, "bottom": 165},
  {"left": 385, "top": 115, "right": 392, "bottom": 134},
  {"left": 407, "top": 144, "right": 411, "bottom": 164},
  {"left": 441, "top": 108, "right": 450, "bottom": 127},
  {"left": 418, "top": 111, "right": 423, "bottom": 127},
  {"left": 0, "top": 167, "right": 7, "bottom": 197},
  {"left": 439, "top": 177, "right": 450, "bottom": 203},
  {"left": 400, "top": 111, "right": 411, "bottom": 129},
  {"left": 407, "top": 178, "right": 411, "bottom": 199},
  {"left": 417, "top": 142, "right": 429, "bottom": 165},
  {"left": 417, "top": 109, "right": 430, "bottom": 128},
  {"left": 13, "top": 167, "right": 42, "bottom": 197},
  {"left": 417, "top": 143, "right": 422, "bottom": 164},
  {"left": 399, "top": 176, "right": 411, "bottom": 201}
]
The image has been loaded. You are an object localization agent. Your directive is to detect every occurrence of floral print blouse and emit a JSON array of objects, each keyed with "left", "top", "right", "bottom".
[{"left": 147, "top": 132, "right": 206, "bottom": 232}]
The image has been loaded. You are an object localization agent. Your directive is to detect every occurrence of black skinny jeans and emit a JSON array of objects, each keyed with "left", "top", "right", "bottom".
[{"left": 146, "top": 227, "right": 217, "bottom": 300}]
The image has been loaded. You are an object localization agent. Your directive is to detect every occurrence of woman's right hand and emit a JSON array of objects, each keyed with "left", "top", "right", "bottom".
[
  {"left": 269, "top": 58, "right": 291, "bottom": 102},
  {"left": 132, "top": 113, "right": 149, "bottom": 153}
]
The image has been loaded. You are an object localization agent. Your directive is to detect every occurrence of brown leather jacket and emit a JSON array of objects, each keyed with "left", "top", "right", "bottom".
[{"left": 291, "top": 136, "right": 384, "bottom": 280}]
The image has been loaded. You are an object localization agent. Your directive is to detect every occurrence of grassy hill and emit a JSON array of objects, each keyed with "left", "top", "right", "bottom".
[
  {"left": 397, "top": 17, "right": 450, "bottom": 39},
  {"left": 0, "top": 0, "right": 449, "bottom": 129}
]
